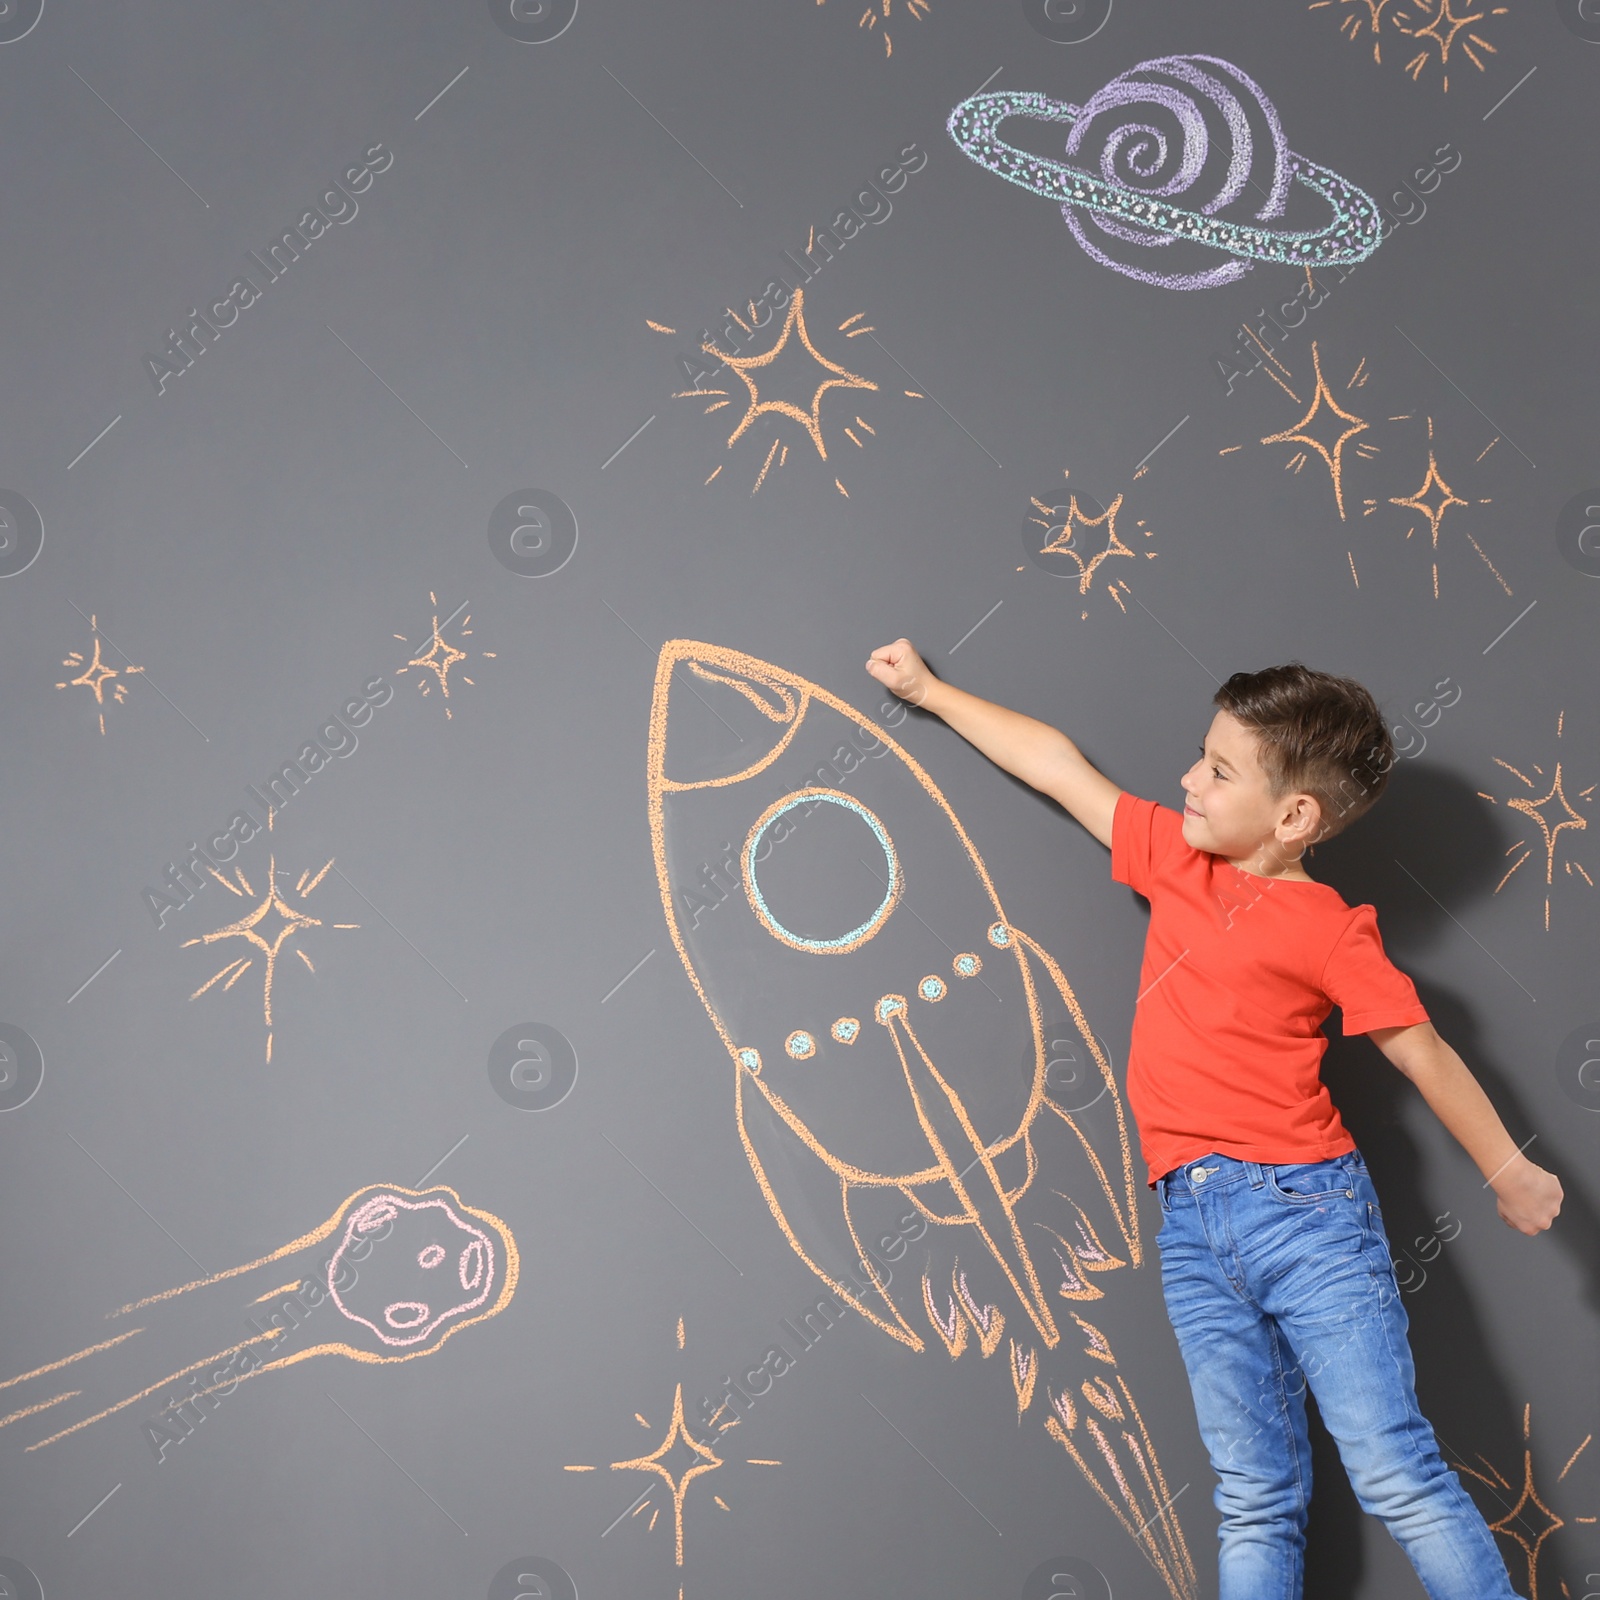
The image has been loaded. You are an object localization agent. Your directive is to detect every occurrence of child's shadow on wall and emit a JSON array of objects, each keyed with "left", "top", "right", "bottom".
[{"left": 1296, "top": 763, "right": 1600, "bottom": 1598}]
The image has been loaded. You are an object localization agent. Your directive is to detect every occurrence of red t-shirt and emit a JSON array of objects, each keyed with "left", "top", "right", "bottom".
[{"left": 1111, "top": 791, "right": 1430, "bottom": 1186}]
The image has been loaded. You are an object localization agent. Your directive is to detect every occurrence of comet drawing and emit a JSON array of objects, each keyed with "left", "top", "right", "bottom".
[
  {"left": 647, "top": 642, "right": 1197, "bottom": 1598},
  {"left": 0, "top": 1184, "right": 518, "bottom": 1457}
]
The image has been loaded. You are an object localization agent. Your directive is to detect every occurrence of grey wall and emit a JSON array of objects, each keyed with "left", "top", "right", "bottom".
[{"left": 1, "top": 2, "right": 1597, "bottom": 1598}]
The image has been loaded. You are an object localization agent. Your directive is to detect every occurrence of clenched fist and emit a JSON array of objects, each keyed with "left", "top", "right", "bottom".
[
  {"left": 1492, "top": 1159, "right": 1563, "bottom": 1236},
  {"left": 866, "top": 638, "right": 938, "bottom": 709}
]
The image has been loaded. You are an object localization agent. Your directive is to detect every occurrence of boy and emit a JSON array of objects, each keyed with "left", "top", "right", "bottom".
[{"left": 865, "top": 639, "right": 1562, "bottom": 1599}]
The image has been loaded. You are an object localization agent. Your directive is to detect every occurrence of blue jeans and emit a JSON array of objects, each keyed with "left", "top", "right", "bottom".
[{"left": 1155, "top": 1150, "right": 1514, "bottom": 1600}]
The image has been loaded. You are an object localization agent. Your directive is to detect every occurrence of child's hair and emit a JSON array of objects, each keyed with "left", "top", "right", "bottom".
[{"left": 1212, "top": 663, "right": 1394, "bottom": 842}]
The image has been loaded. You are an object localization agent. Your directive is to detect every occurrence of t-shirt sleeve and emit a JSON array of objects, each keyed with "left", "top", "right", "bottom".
[
  {"left": 1321, "top": 906, "right": 1431, "bottom": 1035},
  {"left": 1110, "top": 792, "right": 1184, "bottom": 897}
]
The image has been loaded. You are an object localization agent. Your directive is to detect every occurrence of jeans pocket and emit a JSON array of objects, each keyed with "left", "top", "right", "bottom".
[
  {"left": 1266, "top": 1159, "right": 1357, "bottom": 1205},
  {"left": 1359, "top": 1192, "right": 1395, "bottom": 1257}
]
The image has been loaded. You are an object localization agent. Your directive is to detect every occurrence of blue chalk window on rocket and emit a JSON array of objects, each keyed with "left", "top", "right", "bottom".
[{"left": 741, "top": 788, "right": 901, "bottom": 953}]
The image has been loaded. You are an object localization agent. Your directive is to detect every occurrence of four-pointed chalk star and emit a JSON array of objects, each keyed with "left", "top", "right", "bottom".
[
  {"left": 409, "top": 623, "right": 466, "bottom": 694},
  {"left": 183, "top": 846, "right": 359, "bottom": 1061},
  {"left": 1507, "top": 771, "right": 1588, "bottom": 885},
  {"left": 1395, "top": 0, "right": 1505, "bottom": 90},
  {"left": 56, "top": 617, "right": 144, "bottom": 735},
  {"left": 1488, "top": 1452, "right": 1564, "bottom": 1600},
  {"left": 394, "top": 593, "right": 495, "bottom": 720},
  {"left": 1510, "top": 764, "right": 1587, "bottom": 889},
  {"left": 1382, "top": 422, "right": 1507, "bottom": 598},
  {"left": 1313, "top": 0, "right": 1507, "bottom": 87},
  {"left": 1451, "top": 1406, "right": 1593, "bottom": 1600},
  {"left": 608, "top": 1383, "right": 725, "bottom": 1567},
  {"left": 1485, "top": 713, "right": 1595, "bottom": 930},
  {"left": 1259, "top": 341, "right": 1370, "bottom": 519},
  {"left": 1388, "top": 452, "right": 1466, "bottom": 542},
  {"left": 566, "top": 1316, "right": 782, "bottom": 1591}
]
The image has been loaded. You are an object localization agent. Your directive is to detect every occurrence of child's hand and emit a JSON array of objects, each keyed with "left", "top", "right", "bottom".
[
  {"left": 1492, "top": 1159, "right": 1563, "bottom": 1235},
  {"left": 867, "top": 638, "right": 936, "bottom": 707}
]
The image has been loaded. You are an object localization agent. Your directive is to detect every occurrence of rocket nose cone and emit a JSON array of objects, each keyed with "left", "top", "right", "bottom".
[{"left": 650, "top": 641, "right": 806, "bottom": 789}]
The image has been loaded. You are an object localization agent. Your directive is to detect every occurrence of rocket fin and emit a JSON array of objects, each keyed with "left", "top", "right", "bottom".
[{"left": 1013, "top": 928, "right": 1143, "bottom": 1267}]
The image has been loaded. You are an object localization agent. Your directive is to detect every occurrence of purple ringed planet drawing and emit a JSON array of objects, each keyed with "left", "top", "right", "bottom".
[{"left": 947, "top": 55, "right": 1385, "bottom": 289}]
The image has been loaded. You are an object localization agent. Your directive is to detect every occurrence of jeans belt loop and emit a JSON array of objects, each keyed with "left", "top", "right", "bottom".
[{"left": 1245, "top": 1160, "right": 1265, "bottom": 1189}]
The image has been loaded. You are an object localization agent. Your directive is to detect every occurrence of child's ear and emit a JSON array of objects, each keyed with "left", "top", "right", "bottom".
[{"left": 1286, "top": 794, "right": 1324, "bottom": 845}]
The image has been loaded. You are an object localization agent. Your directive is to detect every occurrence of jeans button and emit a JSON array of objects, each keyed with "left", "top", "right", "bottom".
[{"left": 1191, "top": 1166, "right": 1208, "bottom": 1184}]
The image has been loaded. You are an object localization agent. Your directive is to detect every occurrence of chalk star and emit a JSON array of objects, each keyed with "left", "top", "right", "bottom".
[
  {"left": 1507, "top": 768, "right": 1586, "bottom": 887},
  {"left": 395, "top": 593, "right": 493, "bottom": 720},
  {"left": 56, "top": 618, "right": 144, "bottom": 735},
  {"left": 1260, "top": 341, "right": 1369, "bottom": 519},
  {"left": 1486, "top": 715, "right": 1594, "bottom": 929},
  {"left": 711, "top": 286, "right": 878, "bottom": 462},
  {"left": 69, "top": 641, "right": 117, "bottom": 699},
  {"left": 610, "top": 1382, "right": 724, "bottom": 1566},
  {"left": 407, "top": 620, "right": 466, "bottom": 696},
  {"left": 1453, "top": 1407, "right": 1591, "bottom": 1600},
  {"left": 1388, "top": 450, "right": 1467, "bottom": 546},
  {"left": 1488, "top": 1448, "right": 1563, "bottom": 1596},
  {"left": 184, "top": 851, "right": 356, "bottom": 1062},
  {"left": 1034, "top": 492, "right": 1136, "bottom": 595},
  {"left": 1396, "top": 0, "right": 1500, "bottom": 87},
  {"left": 1411, "top": 0, "right": 1484, "bottom": 53}
]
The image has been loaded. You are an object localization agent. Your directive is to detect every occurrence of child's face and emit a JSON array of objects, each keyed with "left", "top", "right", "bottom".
[{"left": 1179, "top": 710, "right": 1317, "bottom": 863}]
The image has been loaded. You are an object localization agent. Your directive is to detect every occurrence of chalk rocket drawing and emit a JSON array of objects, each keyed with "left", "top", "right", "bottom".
[
  {"left": 647, "top": 642, "right": 1196, "bottom": 1599},
  {"left": 948, "top": 55, "right": 1384, "bottom": 289},
  {"left": 0, "top": 1184, "right": 518, "bottom": 1454}
]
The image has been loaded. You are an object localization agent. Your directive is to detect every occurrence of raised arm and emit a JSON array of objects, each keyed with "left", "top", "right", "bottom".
[
  {"left": 866, "top": 637, "right": 1122, "bottom": 849},
  {"left": 1367, "top": 1021, "right": 1562, "bottom": 1235}
]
